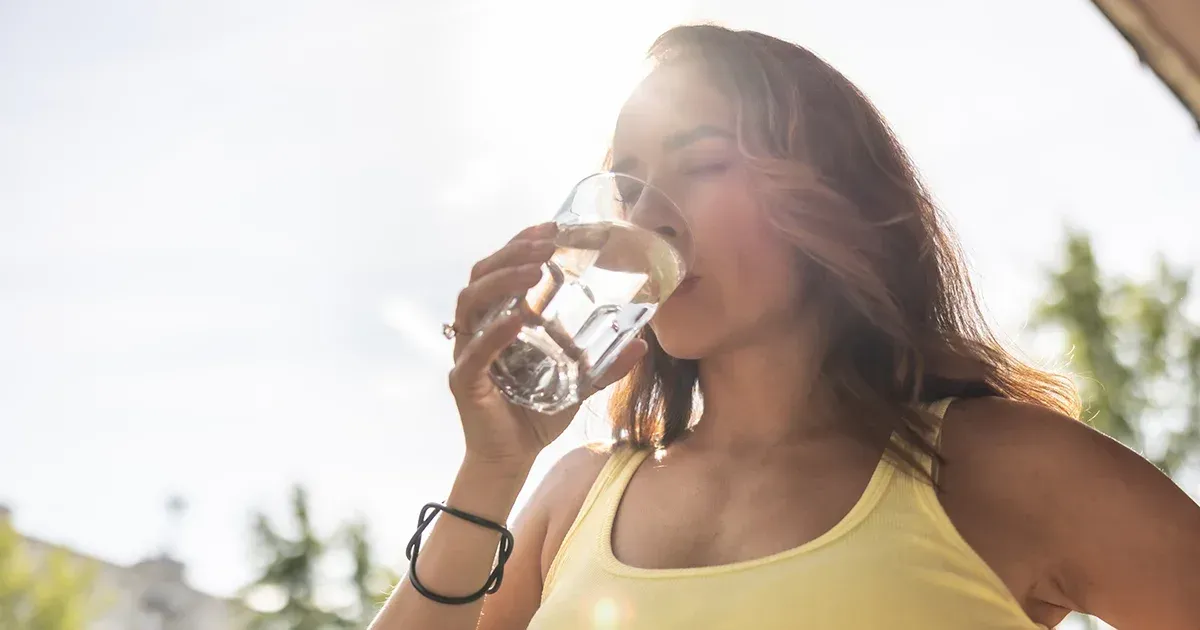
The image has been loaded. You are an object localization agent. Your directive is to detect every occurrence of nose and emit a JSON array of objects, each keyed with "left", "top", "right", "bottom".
[{"left": 626, "top": 181, "right": 691, "bottom": 263}]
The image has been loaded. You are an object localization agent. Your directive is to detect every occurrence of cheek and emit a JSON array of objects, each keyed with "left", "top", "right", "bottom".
[
  {"left": 696, "top": 175, "right": 796, "bottom": 300},
  {"left": 711, "top": 211, "right": 798, "bottom": 317},
  {"left": 651, "top": 182, "right": 800, "bottom": 356}
]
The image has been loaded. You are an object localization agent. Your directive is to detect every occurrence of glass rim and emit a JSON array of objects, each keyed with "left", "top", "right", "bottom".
[
  {"left": 556, "top": 170, "right": 693, "bottom": 266},
  {"left": 569, "top": 170, "right": 678, "bottom": 200},
  {"left": 561, "top": 170, "right": 688, "bottom": 223}
]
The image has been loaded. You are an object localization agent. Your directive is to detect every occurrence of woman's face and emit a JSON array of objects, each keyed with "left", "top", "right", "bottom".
[{"left": 611, "top": 65, "right": 802, "bottom": 360}]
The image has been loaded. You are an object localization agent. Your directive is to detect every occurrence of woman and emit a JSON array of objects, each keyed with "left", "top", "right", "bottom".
[{"left": 375, "top": 24, "right": 1200, "bottom": 629}]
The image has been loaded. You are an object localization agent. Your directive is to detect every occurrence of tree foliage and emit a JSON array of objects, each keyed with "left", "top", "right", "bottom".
[
  {"left": 1034, "top": 229, "right": 1200, "bottom": 475},
  {"left": 0, "top": 514, "right": 97, "bottom": 630},
  {"left": 244, "top": 486, "right": 396, "bottom": 630},
  {"left": 342, "top": 519, "right": 399, "bottom": 626}
]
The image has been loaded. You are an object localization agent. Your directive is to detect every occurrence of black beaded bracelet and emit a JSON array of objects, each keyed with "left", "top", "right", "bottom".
[{"left": 405, "top": 502, "right": 515, "bottom": 605}]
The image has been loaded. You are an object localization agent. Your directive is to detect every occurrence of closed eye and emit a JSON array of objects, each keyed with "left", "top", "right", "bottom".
[{"left": 683, "top": 162, "right": 730, "bottom": 177}]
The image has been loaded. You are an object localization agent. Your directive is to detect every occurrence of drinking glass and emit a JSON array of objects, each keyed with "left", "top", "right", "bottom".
[{"left": 484, "top": 172, "right": 692, "bottom": 414}]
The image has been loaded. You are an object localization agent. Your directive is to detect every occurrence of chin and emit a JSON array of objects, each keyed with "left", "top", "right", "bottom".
[
  {"left": 649, "top": 284, "right": 722, "bottom": 360},
  {"left": 648, "top": 319, "right": 712, "bottom": 361}
]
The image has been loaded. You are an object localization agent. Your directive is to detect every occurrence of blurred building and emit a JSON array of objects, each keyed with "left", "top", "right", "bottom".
[
  {"left": 1091, "top": 0, "right": 1200, "bottom": 127},
  {"left": 3, "top": 506, "right": 246, "bottom": 630}
]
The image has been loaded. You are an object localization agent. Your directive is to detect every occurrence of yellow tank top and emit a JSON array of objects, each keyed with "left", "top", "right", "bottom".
[{"left": 526, "top": 399, "right": 1045, "bottom": 629}]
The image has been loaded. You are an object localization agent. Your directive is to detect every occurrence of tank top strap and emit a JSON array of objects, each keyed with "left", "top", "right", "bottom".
[
  {"left": 541, "top": 444, "right": 650, "bottom": 601},
  {"left": 923, "top": 397, "right": 956, "bottom": 484},
  {"left": 884, "top": 396, "right": 960, "bottom": 528},
  {"left": 885, "top": 397, "right": 955, "bottom": 480},
  {"left": 926, "top": 396, "right": 956, "bottom": 446}
]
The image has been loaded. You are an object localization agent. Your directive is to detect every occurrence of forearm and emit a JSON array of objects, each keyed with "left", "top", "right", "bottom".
[{"left": 370, "top": 457, "right": 533, "bottom": 630}]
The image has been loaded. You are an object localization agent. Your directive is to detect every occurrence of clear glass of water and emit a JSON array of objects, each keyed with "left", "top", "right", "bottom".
[{"left": 485, "top": 172, "right": 692, "bottom": 414}]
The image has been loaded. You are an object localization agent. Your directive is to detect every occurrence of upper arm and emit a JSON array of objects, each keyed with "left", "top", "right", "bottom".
[
  {"left": 949, "top": 397, "right": 1200, "bottom": 629},
  {"left": 1040, "top": 414, "right": 1200, "bottom": 628},
  {"left": 477, "top": 444, "right": 612, "bottom": 630}
]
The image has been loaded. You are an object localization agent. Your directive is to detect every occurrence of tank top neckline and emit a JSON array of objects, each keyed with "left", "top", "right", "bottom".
[
  {"left": 595, "top": 437, "right": 898, "bottom": 578},
  {"left": 535, "top": 398, "right": 1051, "bottom": 629}
]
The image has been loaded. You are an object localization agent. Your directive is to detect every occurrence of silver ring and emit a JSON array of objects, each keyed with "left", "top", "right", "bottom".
[{"left": 442, "top": 322, "right": 460, "bottom": 340}]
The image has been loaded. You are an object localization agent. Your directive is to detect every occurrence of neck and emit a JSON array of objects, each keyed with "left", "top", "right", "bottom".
[{"left": 687, "top": 314, "right": 840, "bottom": 451}]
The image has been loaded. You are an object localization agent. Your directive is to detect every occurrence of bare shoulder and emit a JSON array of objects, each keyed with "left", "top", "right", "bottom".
[
  {"left": 943, "top": 395, "right": 1086, "bottom": 448},
  {"left": 940, "top": 396, "right": 1170, "bottom": 505},
  {"left": 522, "top": 442, "right": 619, "bottom": 579},
  {"left": 534, "top": 442, "right": 616, "bottom": 504},
  {"left": 939, "top": 395, "right": 1175, "bottom": 525},
  {"left": 941, "top": 396, "right": 1200, "bottom": 627}
]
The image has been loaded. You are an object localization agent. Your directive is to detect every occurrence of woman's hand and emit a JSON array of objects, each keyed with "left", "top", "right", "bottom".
[{"left": 448, "top": 222, "right": 647, "bottom": 469}]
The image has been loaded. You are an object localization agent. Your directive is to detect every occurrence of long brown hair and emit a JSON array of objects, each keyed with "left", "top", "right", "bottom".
[{"left": 606, "top": 24, "right": 1080, "bottom": 479}]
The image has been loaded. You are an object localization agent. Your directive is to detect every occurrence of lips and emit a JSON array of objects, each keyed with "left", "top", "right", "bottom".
[{"left": 674, "top": 275, "right": 700, "bottom": 294}]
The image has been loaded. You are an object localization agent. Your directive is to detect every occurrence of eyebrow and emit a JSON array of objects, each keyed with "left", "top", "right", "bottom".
[
  {"left": 611, "top": 124, "right": 734, "bottom": 173},
  {"left": 663, "top": 124, "right": 734, "bottom": 150}
]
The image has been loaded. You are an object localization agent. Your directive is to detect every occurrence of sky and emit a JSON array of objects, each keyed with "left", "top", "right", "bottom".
[{"left": 1, "top": 0, "right": 1198, "bottom": 616}]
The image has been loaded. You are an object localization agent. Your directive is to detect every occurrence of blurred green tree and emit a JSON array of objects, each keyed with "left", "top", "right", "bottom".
[
  {"left": 343, "top": 519, "right": 399, "bottom": 627},
  {"left": 1034, "top": 229, "right": 1200, "bottom": 474},
  {"left": 1032, "top": 229, "right": 1200, "bottom": 629},
  {"left": 0, "top": 513, "right": 96, "bottom": 630},
  {"left": 245, "top": 486, "right": 397, "bottom": 630},
  {"left": 245, "top": 486, "right": 345, "bottom": 630}
]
